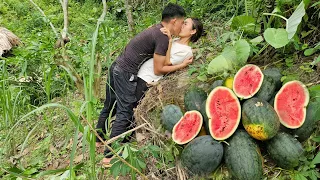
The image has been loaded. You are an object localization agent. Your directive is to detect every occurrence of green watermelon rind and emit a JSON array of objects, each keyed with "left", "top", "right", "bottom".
[
  {"left": 224, "top": 130, "right": 264, "bottom": 180},
  {"left": 233, "top": 64, "right": 264, "bottom": 99},
  {"left": 172, "top": 110, "right": 203, "bottom": 145},
  {"left": 274, "top": 80, "right": 310, "bottom": 129},
  {"left": 181, "top": 135, "right": 224, "bottom": 177},
  {"left": 161, "top": 104, "right": 183, "bottom": 132},
  {"left": 266, "top": 132, "right": 304, "bottom": 169},
  {"left": 206, "top": 86, "right": 241, "bottom": 140}
]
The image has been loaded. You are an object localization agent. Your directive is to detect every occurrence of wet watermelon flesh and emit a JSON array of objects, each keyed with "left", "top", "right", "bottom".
[
  {"left": 172, "top": 111, "right": 202, "bottom": 144},
  {"left": 207, "top": 87, "right": 241, "bottom": 140},
  {"left": 234, "top": 65, "right": 263, "bottom": 98},
  {"left": 275, "top": 81, "right": 309, "bottom": 128}
]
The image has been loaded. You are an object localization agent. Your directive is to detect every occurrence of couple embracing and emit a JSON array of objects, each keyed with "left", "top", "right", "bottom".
[{"left": 96, "top": 3, "right": 205, "bottom": 166}]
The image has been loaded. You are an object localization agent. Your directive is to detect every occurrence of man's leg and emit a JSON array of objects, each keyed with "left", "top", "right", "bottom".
[
  {"left": 96, "top": 62, "right": 117, "bottom": 142},
  {"left": 104, "top": 65, "right": 138, "bottom": 158}
]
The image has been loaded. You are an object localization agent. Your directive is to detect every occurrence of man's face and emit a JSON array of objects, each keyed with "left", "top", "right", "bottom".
[{"left": 172, "top": 17, "right": 185, "bottom": 36}]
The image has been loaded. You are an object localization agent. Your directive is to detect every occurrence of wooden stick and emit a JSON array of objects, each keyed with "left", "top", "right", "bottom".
[
  {"left": 81, "top": 114, "right": 147, "bottom": 179},
  {"left": 105, "top": 123, "right": 147, "bottom": 145}
]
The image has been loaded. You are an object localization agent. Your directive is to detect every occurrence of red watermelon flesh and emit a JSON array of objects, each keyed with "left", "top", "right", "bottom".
[
  {"left": 172, "top": 111, "right": 203, "bottom": 144},
  {"left": 233, "top": 64, "right": 264, "bottom": 99},
  {"left": 274, "top": 81, "right": 309, "bottom": 129},
  {"left": 206, "top": 86, "right": 241, "bottom": 140}
]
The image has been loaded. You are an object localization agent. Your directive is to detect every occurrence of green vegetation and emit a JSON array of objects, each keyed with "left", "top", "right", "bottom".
[{"left": 0, "top": 0, "right": 319, "bottom": 179}]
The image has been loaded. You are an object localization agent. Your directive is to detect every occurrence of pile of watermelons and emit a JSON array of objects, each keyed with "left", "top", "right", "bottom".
[{"left": 160, "top": 64, "right": 319, "bottom": 179}]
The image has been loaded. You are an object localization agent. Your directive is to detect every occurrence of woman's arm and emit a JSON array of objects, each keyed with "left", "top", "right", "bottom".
[
  {"left": 154, "top": 54, "right": 193, "bottom": 75},
  {"left": 160, "top": 27, "right": 173, "bottom": 66}
]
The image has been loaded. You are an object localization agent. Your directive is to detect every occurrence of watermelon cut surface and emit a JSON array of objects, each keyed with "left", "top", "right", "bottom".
[
  {"left": 233, "top": 64, "right": 264, "bottom": 99},
  {"left": 274, "top": 81, "right": 309, "bottom": 129},
  {"left": 206, "top": 86, "right": 241, "bottom": 140},
  {"left": 172, "top": 111, "right": 203, "bottom": 144}
]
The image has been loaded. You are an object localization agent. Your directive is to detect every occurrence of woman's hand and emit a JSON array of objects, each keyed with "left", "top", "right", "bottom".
[
  {"left": 182, "top": 56, "right": 193, "bottom": 67},
  {"left": 160, "top": 27, "right": 172, "bottom": 40}
]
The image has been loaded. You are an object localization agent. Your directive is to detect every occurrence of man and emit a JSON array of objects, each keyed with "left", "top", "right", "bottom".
[{"left": 96, "top": 3, "right": 190, "bottom": 165}]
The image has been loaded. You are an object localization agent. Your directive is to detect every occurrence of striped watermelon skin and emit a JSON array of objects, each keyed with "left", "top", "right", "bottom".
[
  {"left": 266, "top": 132, "right": 304, "bottom": 169},
  {"left": 224, "top": 130, "right": 263, "bottom": 180}
]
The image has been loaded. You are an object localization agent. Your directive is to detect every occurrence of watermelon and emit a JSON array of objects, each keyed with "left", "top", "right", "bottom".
[
  {"left": 224, "top": 130, "right": 263, "bottom": 180},
  {"left": 184, "top": 88, "right": 207, "bottom": 111},
  {"left": 181, "top": 135, "right": 223, "bottom": 177},
  {"left": 255, "top": 76, "right": 276, "bottom": 101},
  {"left": 211, "top": 80, "right": 224, "bottom": 90},
  {"left": 206, "top": 86, "right": 241, "bottom": 140},
  {"left": 266, "top": 132, "right": 304, "bottom": 169},
  {"left": 224, "top": 77, "right": 234, "bottom": 90},
  {"left": 242, "top": 97, "right": 280, "bottom": 141},
  {"left": 199, "top": 101, "right": 210, "bottom": 133},
  {"left": 274, "top": 80, "right": 309, "bottom": 129},
  {"left": 262, "top": 67, "right": 282, "bottom": 90},
  {"left": 172, "top": 110, "right": 203, "bottom": 144},
  {"left": 292, "top": 101, "right": 320, "bottom": 142},
  {"left": 161, "top": 104, "right": 183, "bottom": 132},
  {"left": 233, "top": 64, "right": 264, "bottom": 99}
]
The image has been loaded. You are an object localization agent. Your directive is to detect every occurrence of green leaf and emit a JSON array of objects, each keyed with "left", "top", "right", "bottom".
[
  {"left": 122, "top": 146, "right": 129, "bottom": 159},
  {"left": 197, "top": 74, "right": 207, "bottom": 82},
  {"left": 311, "top": 152, "right": 320, "bottom": 165},
  {"left": 286, "top": 1, "right": 306, "bottom": 39},
  {"left": 250, "top": 36, "right": 264, "bottom": 45},
  {"left": 294, "top": 173, "right": 308, "bottom": 180},
  {"left": 234, "top": 39, "right": 250, "bottom": 65},
  {"left": 264, "top": 28, "right": 290, "bottom": 48},
  {"left": 304, "top": 48, "right": 315, "bottom": 56},
  {"left": 207, "top": 55, "right": 232, "bottom": 74},
  {"left": 23, "top": 168, "right": 38, "bottom": 175},
  {"left": 311, "top": 56, "right": 320, "bottom": 66},
  {"left": 137, "top": 159, "right": 146, "bottom": 169},
  {"left": 312, "top": 136, "right": 320, "bottom": 142},
  {"left": 110, "top": 161, "right": 121, "bottom": 178},
  {"left": 231, "top": 15, "right": 260, "bottom": 34}
]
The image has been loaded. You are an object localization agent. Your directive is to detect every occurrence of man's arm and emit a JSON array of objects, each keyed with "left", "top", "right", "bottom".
[{"left": 153, "top": 53, "right": 193, "bottom": 76}]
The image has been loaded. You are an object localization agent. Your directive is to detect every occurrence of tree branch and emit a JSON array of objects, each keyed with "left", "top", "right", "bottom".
[
  {"left": 60, "top": 0, "right": 69, "bottom": 40},
  {"left": 28, "top": 0, "right": 59, "bottom": 38}
]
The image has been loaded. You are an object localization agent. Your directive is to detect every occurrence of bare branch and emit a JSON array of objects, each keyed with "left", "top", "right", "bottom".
[
  {"left": 60, "top": 0, "right": 69, "bottom": 40},
  {"left": 28, "top": 0, "right": 59, "bottom": 38}
]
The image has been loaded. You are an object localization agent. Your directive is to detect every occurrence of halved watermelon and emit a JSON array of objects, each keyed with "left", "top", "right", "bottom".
[
  {"left": 274, "top": 81, "right": 309, "bottom": 129},
  {"left": 206, "top": 86, "right": 241, "bottom": 140},
  {"left": 233, "top": 64, "right": 264, "bottom": 99},
  {"left": 172, "top": 111, "right": 203, "bottom": 144}
]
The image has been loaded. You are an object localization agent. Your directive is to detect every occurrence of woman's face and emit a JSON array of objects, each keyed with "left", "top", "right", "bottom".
[{"left": 178, "top": 18, "right": 196, "bottom": 38}]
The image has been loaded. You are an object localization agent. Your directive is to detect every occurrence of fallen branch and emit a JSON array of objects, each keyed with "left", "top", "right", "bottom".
[{"left": 105, "top": 123, "right": 147, "bottom": 145}]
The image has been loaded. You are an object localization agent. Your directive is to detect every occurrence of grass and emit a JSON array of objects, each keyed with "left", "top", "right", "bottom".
[{"left": 1, "top": 0, "right": 320, "bottom": 179}]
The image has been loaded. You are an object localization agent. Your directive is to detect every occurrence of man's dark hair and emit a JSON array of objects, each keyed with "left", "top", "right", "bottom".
[
  {"left": 162, "top": 3, "right": 186, "bottom": 22},
  {"left": 190, "top": 18, "right": 205, "bottom": 43}
]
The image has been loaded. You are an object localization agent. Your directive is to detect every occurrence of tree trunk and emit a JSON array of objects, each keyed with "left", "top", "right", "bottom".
[{"left": 125, "top": 0, "right": 135, "bottom": 35}]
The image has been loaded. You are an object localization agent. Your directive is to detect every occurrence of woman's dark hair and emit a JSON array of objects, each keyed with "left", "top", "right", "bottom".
[
  {"left": 162, "top": 3, "right": 186, "bottom": 22},
  {"left": 190, "top": 18, "right": 205, "bottom": 43}
]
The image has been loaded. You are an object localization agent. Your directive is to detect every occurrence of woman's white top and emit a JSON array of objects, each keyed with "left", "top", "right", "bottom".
[{"left": 137, "top": 38, "right": 192, "bottom": 83}]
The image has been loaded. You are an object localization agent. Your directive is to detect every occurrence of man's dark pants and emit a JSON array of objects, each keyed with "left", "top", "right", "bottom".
[{"left": 96, "top": 61, "right": 148, "bottom": 158}]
